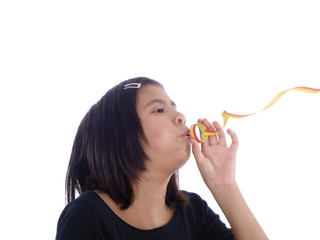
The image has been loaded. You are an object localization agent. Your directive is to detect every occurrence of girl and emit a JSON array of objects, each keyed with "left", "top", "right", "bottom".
[{"left": 56, "top": 77, "right": 268, "bottom": 240}]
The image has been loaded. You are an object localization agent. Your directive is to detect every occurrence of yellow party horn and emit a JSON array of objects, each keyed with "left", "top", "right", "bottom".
[{"left": 190, "top": 123, "right": 219, "bottom": 143}]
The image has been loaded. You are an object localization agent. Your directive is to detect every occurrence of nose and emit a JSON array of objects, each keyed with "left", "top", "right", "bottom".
[{"left": 174, "top": 111, "right": 186, "bottom": 125}]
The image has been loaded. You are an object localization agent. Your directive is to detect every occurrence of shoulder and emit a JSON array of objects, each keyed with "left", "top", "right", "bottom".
[
  {"left": 182, "top": 190, "right": 204, "bottom": 203},
  {"left": 176, "top": 190, "right": 211, "bottom": 223},
  {"left": 180, "top": 190, "right": 224, "bottom": 222},
  {"left": 181, "top": 190, "right": 209, "bottom": 211},
  {"left": 59, "top": 191, "right": 101, "bottom": 220},
  {"left": 179, "top": 190, "right": 234, "bottom": 239},
  {"left": 56, "top": 191, "right": 107, "bottom": 239}
]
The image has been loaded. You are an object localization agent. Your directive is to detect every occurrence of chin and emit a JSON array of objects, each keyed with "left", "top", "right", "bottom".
[{"left": 176, "top": 154, "right": 190, "bottom": 170}]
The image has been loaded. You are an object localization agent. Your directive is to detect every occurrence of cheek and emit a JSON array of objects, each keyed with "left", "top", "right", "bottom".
[{"left": 144, "top": 127, "right": 173, "bottom": 151}]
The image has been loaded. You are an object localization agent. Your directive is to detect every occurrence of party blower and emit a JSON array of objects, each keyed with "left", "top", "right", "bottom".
[{"left": 190, "top": 86, "right": 320, "bottom": 143}]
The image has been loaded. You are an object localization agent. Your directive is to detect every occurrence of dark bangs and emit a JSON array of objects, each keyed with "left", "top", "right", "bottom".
[{"left": 66, "top": 77, "right": 188, "bottom": 209}]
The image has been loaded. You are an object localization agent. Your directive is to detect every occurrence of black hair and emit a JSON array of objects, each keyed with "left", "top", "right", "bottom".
[{"left": 66, "top": 77, "right": 188, "bottom": 209}]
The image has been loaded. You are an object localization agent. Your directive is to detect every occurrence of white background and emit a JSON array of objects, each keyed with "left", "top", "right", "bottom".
[{"left": 1, "top": 1, "right": 319, "bottom": 239}]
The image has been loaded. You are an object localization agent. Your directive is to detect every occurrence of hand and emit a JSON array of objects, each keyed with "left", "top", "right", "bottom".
[{"left": 190, "top": 118, "right": 239, "bottom": 192}]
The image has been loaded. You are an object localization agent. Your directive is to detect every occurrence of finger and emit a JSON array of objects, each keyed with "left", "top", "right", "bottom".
[
  {"left": 196, "top": 118, "right": 210, "bottom": 147},
  {"left": 190, "top": 138, "right": 203, "bottom": 160},
  {"left": 227, "top": 128, "right": 239, "bottom": 150},
  {"left": 202, "top": 118, "right": 218, "bottom": 146},
  {"left": 212, "top": 121, "right": 227, "bottom": 147}
]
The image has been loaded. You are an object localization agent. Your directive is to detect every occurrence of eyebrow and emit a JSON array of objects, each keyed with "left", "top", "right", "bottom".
[{"left": 145, "top": 99, "right": 176, "bottom": 109}]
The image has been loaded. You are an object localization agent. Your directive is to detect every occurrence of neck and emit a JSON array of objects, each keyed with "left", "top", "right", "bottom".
[
  {"left": 96, "top": 171, "right": 176, "bottom": 230},
  {"left": 132, "top": 172, "right": 170, "bottom": 209},
  {"left": 124, "top": 172, "right": 174, "bottom": 229}
]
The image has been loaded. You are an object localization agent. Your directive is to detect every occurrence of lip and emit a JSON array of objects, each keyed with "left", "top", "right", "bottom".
[{"left": 181, "top": 129, "right": 191, "bottom": 140}]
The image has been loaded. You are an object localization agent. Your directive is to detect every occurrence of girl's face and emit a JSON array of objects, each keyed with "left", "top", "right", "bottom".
[{"left": 136, "top": 84, "right": 191, "bottom": 176}]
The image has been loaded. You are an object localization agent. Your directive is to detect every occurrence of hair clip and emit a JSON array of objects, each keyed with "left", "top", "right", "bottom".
[{"left": 124, "top": 83, "right": 142, "bottom": 89}]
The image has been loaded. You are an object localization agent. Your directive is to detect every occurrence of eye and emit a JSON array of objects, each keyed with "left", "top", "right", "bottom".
[{"left": 153, "top": 108, "right": 164, "bottom": 113}]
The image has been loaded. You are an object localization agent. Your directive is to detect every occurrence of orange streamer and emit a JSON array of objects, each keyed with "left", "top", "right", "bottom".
[
  {"left": 190, "top": 86, "right": 320, "bottom": 143},
  {"left": 222, "top": 86, "right": 320, "bottom": 128}
]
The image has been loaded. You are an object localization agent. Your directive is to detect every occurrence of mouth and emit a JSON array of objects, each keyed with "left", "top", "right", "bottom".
[{"left": 181, "top": 129, "right": 191, "bottom": 140}]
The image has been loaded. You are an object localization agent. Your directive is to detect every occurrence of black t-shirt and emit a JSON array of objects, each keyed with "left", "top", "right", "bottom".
[{"left": 56, "top": 191, "right": 234, "bottom": 240}]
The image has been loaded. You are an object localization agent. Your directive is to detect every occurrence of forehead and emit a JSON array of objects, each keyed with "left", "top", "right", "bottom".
[
  {"left": 136, "top": 84, "right": 173, "bottom": 109},
  {"left": 137, "top": 84, "right": 168, "bottom": 102}
]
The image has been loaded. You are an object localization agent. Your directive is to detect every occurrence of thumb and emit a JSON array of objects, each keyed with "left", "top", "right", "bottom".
[{"left": 190, "top": 138, "right": 202, "bottom": 160}]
